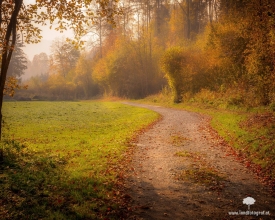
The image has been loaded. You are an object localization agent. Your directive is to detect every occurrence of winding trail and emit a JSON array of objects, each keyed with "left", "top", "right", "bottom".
[{"left": 124, "top": 102, "right": 275, "bottom": 220}]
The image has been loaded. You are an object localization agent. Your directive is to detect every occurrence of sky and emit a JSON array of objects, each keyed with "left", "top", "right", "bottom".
[
  {"left": 22, "top": 0, "right": 75, "bottom": 61},
  {"left": 23, "top": 25, "right": 74, "bottom": 61}
]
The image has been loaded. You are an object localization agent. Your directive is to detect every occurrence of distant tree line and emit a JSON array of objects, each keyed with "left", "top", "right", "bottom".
[{"left": 10, "top": 0, "right": 275, "bottom": 107}]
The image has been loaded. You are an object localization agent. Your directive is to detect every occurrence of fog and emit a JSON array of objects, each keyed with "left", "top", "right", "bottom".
[{"left": 23, "top": 24, "right": 74, "bottom": 61}]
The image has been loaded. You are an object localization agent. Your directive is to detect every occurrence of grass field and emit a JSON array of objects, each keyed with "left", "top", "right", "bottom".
[{"left": 0, "top": 101, "right": 159, "bottom": 219}]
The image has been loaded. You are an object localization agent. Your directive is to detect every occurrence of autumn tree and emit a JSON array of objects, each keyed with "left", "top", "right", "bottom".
[
  {"left": 244, "top": 0, "right": 275, "bottom": 105},
  {"left": 32, "top": 53, "right": 49, "bottom": 76},
  {"left": 161, "top": 46, "right": 210, "bottom": 103},
  {"left": 50, "top": 38, "right": 80, "bottom": 78},
  {"left": 86, "top": 4, "right": 113, "bottom": 58},
  {"left": 7, "top": 36, "right": 28, "bottom": 80},
  {"left": 0, "top": 0, "right": 120, "bottom": 163},
  {"left": 74, "top": 53, "right": 99, "bottom": 98},
  {"left": 91, "top": 0, "right": 274, "bottom": 106}
]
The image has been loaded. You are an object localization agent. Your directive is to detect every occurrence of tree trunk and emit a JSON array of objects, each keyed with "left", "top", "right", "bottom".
[
  {"left": 0, "top": 0, "right": 23, "bottom": 162},
  {"left": 186, "top": 0, "right": 191, "bottom": 39},
  {"left": 99, "top": 18, "right": 103, "bottom": 58}
]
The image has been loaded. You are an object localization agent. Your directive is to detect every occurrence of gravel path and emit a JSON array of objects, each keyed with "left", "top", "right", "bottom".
[{"left": 123, "top": 102, "right": 275, "bottom": 220}]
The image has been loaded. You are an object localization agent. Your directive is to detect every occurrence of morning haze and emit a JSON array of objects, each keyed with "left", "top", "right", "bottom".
[{"left": 1, "top": 0, "right": 275, "bottom": 219}]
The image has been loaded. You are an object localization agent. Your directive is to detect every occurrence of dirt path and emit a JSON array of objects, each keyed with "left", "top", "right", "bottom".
[{"left": 123, "top": 102, "right": 275, "bottom": 220}]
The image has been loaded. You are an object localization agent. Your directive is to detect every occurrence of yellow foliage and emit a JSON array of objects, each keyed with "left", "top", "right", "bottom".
[{"left": 167, "top": 8, "right": 185, "bottom": 47}]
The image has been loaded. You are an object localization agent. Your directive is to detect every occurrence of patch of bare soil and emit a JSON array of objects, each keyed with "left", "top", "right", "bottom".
[{"left": 123, "top": 103, "right": 275, "bottom": 220}]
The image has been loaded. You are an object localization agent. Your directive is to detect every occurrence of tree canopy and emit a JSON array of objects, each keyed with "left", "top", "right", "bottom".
[{"left": 2, "top": 0, "right": 275, "bottom": 106}]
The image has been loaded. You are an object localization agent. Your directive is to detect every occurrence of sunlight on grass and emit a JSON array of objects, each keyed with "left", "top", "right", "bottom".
[
  {"left": 0, "top": 101, "right": 159, "bottom": 219},
  {"left": 209, "top": 112, "right": 247, "bottom": 149},
  {"left": 2, "top": 101, "right": 158, "bottom": 176}
]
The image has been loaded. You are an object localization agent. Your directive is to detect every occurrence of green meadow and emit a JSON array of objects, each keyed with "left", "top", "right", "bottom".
[{"left": 0, "top": 101, "right": 159, "bottom": 219}]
